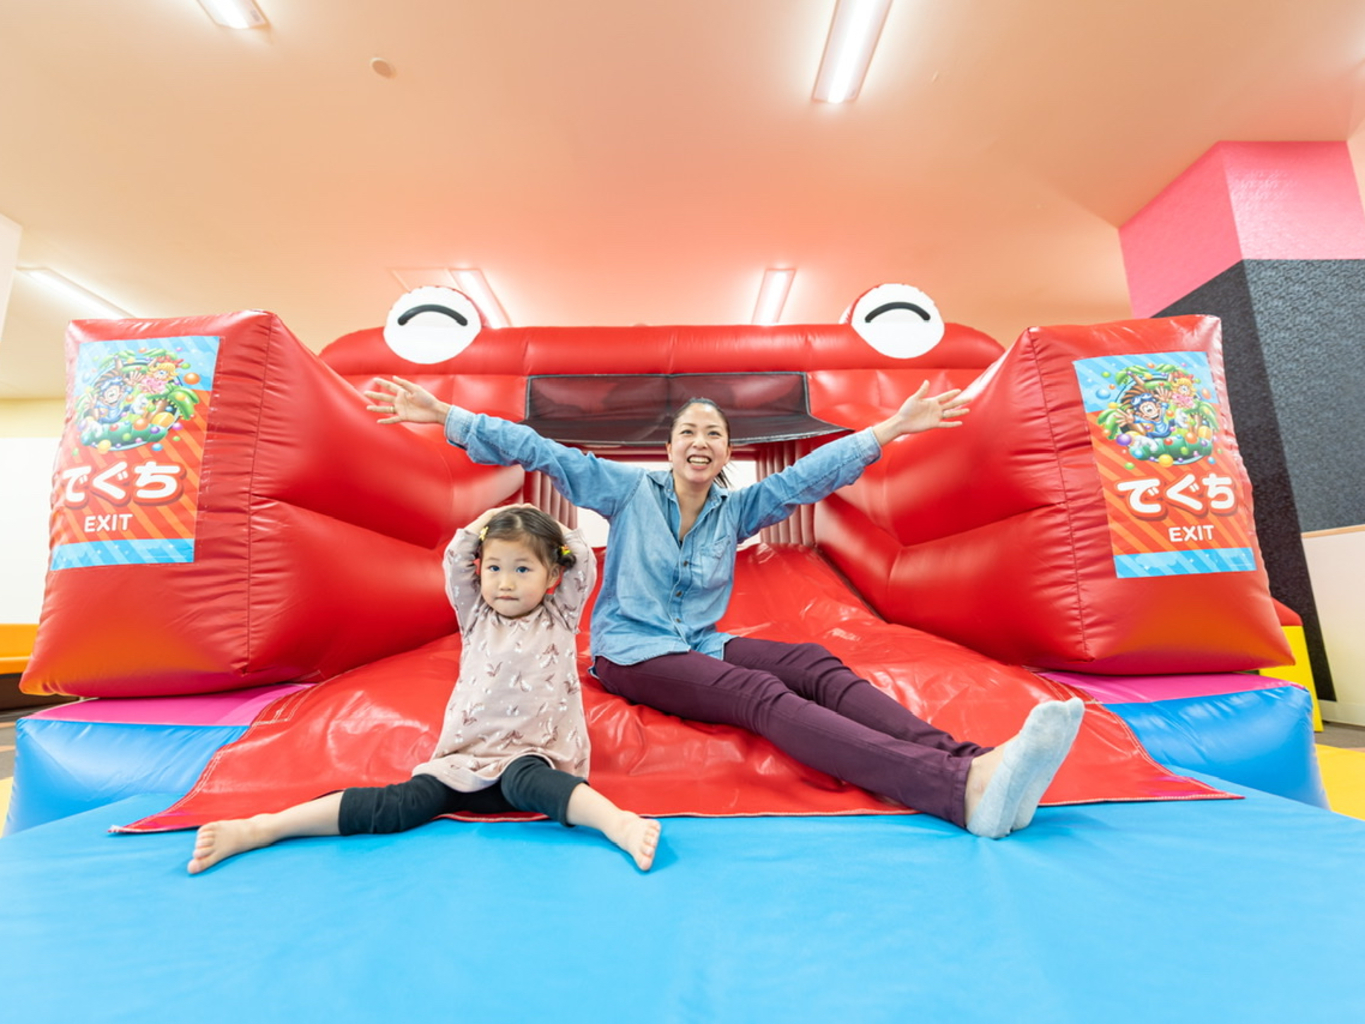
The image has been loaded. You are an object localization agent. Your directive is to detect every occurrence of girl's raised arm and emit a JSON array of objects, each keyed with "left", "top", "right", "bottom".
[
  {"left": 548, "top": 528, "right": 597, "bottom": 626},
  {"left": 442, "top": 515, "right": 490, "bottom": 627}
]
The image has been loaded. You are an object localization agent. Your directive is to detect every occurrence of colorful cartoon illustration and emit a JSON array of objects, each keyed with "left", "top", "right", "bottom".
[
  {"left": 74, "top": 347, "right": 203, "bottom": 452},
  {"left": 1093, "top": 361, "right": 1219, "bottom": 466}
]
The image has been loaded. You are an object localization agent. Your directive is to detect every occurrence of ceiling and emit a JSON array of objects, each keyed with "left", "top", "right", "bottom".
[{"left": 5, "top": 0, "right": 1365, "bottom": 399}]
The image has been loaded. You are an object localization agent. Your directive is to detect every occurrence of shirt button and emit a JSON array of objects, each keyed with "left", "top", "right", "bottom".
[
  {"left": 683, "top": 560, "right": 689, "bottom": 566},
  {"left": 675, "top": 590, "right": 682, "bottom": 597},
  {"left": 674, "top": 617, "right": 681, "bottom": 623}
]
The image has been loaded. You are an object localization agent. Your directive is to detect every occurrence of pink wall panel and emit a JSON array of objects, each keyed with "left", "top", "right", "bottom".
[{"left": 1121, "top": 141, "right": 1365, "bottom": 316}]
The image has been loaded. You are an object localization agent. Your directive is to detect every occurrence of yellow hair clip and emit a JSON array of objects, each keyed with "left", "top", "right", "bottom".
[
  {"left": 478, "top": 526, "right": 489, "bottom": 541},
  {"left": 560, "top": 544, "right": 571, "bottom": 558}
]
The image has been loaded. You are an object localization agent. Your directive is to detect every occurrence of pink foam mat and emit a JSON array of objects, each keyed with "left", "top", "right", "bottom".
[
  {"left": 27, "top": 683, "right": 309, "bottom": 728},
  {"left": 1039, "top": 670, "right": 1297, "bottom": 705}
]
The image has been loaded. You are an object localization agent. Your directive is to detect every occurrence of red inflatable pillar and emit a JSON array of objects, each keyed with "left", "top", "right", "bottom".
[
  {"left": 22, "top": 311, "right": 520, "bottom": 698},
  {"left": 1119, "top": 141, "right": 1365, "bottom": 700}
]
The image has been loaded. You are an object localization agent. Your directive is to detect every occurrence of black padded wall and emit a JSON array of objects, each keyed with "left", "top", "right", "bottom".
[{"left": 1157, "top": 259, "right": 1365, "bottom": 701}]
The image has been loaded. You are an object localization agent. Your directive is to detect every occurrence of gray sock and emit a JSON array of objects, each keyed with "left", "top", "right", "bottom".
[
  {"left": 1011, "top": 697, "right": 1084, "bottom": 831},
  {"left": 966, "top": 697, "right": 1084, "bottom": 840}
]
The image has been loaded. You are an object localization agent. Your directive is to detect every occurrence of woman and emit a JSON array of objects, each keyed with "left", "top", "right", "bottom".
[{"left": 367, "top": 378, "right": 1083, "bottom": 838}]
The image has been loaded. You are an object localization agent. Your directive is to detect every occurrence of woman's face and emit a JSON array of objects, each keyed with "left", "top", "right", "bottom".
[{"left": 667, "top": 403, "right": 732, "bottom": 489}]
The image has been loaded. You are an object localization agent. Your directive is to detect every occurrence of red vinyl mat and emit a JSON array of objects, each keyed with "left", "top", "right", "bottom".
[{"left": 122, "top": 545, "right": 1228, "bottom": 832}]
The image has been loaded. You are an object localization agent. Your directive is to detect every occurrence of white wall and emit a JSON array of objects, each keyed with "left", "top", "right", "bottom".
[
  {"left": 0, "top": 212, "right": 18, "bottom": 332},
  {"left": 1307, "top": 526, "right": 1365, "bottom": 726},
  {"left": 0, "top": 436, "right": 57, "bottom": 622}
]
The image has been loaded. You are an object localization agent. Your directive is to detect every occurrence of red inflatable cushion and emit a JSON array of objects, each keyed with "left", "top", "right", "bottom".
[{"left": 122, "top": 546, "right": 1226, "bottom": 832}]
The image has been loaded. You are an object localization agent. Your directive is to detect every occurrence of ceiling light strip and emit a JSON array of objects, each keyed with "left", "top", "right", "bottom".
[
  {"left": 20, "top": 268, "right": 131, "bottom": 319},
  {"left": 752, "top": 268, "right": 796, "bottom": 325},
  {"left": 813, "top": 0, "right": 893, "bottom": 103},
  {"left": 196, "top": 0, "right": 269, "bottom": 30},
  {"left": 452, "top": 269, "right": 511, "bottom": 329}
]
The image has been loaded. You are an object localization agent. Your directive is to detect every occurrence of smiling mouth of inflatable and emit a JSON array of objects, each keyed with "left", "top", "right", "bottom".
[{"left": 864, "top": 300, "right": 932, "bottom": 322}]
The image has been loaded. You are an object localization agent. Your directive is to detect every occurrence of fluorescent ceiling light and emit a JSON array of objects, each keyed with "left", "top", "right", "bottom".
[
  {"left": 752, "top": 269, "right": 796, "bottom": 325},
  {"left": 451, "top": 269, "right": 511, "bottom": 329},
  {"left": 389, "top": 267, "right": 510, "bottom": 328},
  {"left": 813, "top": 0, "right": 893, "bottom": 103},
  {"left": 196, "top": 0, "right": 269, "bottom": 29},
  {"left": 390, "top": 268, "right": 459, "bottom": 291},
  {"left": 20, "top": 268, "right": 131, "bottom": 319}
]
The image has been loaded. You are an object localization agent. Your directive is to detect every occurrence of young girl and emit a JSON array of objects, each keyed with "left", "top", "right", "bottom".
[{"left": 188, "top": 504, "right": 660, "bottom": 873}]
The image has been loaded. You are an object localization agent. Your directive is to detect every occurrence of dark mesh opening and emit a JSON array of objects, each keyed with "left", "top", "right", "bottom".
[{"left": 520, "top": 373, "right": 842, "bottom": 446}]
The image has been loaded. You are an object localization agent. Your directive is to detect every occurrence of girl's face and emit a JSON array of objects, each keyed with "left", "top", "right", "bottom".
[
  {"left": 667, "top": 403, "right": 732, "bottom": 489},
  {"left": 479, "top": 536, "right": 560, "bottom": 618}
]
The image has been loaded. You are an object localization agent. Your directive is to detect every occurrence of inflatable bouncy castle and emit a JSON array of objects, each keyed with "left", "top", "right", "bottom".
[{"left": 8, "top": 284, "right": 1322, "bottom": 834}]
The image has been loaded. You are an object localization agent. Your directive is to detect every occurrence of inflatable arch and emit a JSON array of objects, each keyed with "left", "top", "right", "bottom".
[{"left": 13, "top": 288, "right": 1316, "bottom": 832}]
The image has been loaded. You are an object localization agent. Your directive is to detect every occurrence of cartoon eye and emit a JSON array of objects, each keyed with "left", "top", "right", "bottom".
[
  {"left": 382, "top": 286, "right": 482, "bottom": 364},
  {"left": 845, "top": 283, "right": 945, "bottom": 359}
]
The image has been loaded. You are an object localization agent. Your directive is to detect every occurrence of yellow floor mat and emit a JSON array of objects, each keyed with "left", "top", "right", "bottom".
[{"left": 1316, "top": 745, "right": 1365, "bottom": 821}]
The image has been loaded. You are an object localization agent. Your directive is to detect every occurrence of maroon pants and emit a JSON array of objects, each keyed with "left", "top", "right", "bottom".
[{"left": 594, "top": 637, "right": 988, "bottom": 826}]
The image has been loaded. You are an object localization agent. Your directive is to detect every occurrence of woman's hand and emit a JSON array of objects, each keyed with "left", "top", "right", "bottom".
[
  {"left": 871, "top": 382, "right": 970, "bottom": 446},
  {"left": 364, "top": 376, "right": 451, "bottom": 425}
]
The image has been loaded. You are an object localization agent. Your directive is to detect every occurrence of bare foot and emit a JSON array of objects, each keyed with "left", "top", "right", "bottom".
[
  {"left": 608, "top": 812, "right": 661, "bottom": 871},
  {"left": 187, "top": 817, "right": 271, "bottom": 874}
]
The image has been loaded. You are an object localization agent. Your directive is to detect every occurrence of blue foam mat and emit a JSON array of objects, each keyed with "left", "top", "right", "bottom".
[
  {"left": 6, "top": 719, "right": 247, "bottom": 834},
  {"left": 1107, "top": 685, "right": 1327, "bottom": 807},
  {"left": 3, "top": 779, "right": 1364, "bottom": 1023}
]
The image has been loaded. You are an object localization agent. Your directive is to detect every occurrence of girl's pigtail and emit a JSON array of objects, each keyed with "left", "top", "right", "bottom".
[{"left": 557, "top": 542, "right": 576, "bottom": 569}]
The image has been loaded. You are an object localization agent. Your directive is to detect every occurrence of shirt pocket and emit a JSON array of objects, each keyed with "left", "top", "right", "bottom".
[{"left": 694, "top": 534, "right": 738, "bottom": 591}]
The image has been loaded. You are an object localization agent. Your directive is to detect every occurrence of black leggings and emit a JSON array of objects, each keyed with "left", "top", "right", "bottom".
[{"left": 337, "top": 755, "right": 585, "bottom": 835}]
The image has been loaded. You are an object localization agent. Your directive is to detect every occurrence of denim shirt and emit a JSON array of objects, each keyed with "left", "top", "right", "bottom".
[{"left": 445, "top": 406, "right": 882, "bottom": 666}]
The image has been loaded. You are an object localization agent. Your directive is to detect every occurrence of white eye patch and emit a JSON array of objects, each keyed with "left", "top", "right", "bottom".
[
  {"left": 383, "top": 287, "right": 483, "bottom": 364},
  {"left": 847, "top": 283, "right": 945, "bottom": 359}
]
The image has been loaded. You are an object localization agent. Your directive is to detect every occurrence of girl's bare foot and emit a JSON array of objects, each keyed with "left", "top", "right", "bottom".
[
  {"left": 187, "top": 817, "right": 272, "bottom": 874},
  {"left": 565, "top": 783, "right": 662, "bottom": 870},
  {"left": 608, "top": 812, "right": 661, "bottom": 871}
]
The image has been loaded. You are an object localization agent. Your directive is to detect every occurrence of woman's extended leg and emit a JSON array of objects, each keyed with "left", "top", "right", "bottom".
[
  {"left": 595, "top": 653, "right": 1081, "bottom": 836},
  {"left": 722, "top": 638, "right": 989, "bottom": 758},
  {"left": 595, "top": 652, "right": 977, "bottom": 826},
  {"left": 719, "top": 640, "right": 1083, "bottom": 834}
]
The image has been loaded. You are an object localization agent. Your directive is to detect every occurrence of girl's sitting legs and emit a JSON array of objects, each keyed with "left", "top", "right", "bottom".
[
  {"left": 189, "top": 757, "right": 660, "bottom": 873},
  {"left": 500, "top": 754, "right": 660, "bottom": 870}
]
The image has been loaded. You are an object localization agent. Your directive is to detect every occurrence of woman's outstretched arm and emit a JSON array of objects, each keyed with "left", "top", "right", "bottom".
[
  {"left": 365, "top": 376, "right": 451, "bottom": 424},
  {"left": 870, "top": 381, "right": 970, "bottom": 447},
  {"left": 365, "top": 376, "right": 636, "bottom": 517}
]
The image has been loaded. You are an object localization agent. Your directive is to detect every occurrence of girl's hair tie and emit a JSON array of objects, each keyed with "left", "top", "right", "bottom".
[{"left": 560, "top": 544, "right": 572, "bottom": 559}]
